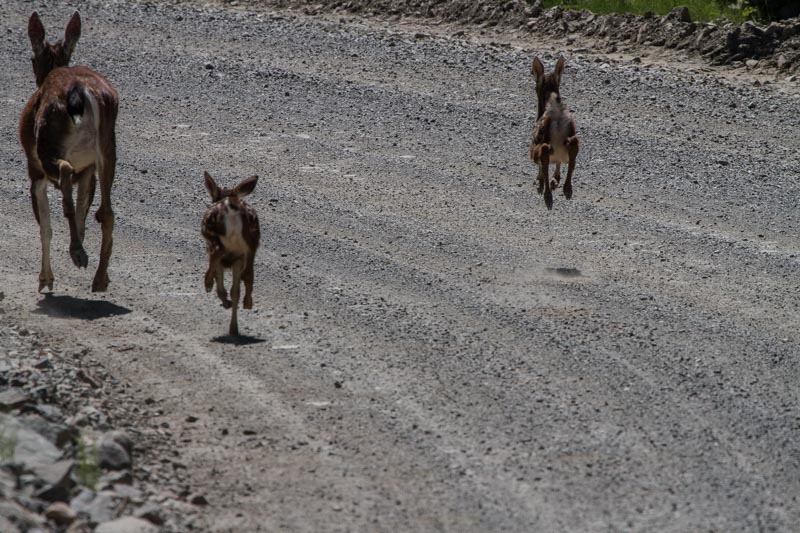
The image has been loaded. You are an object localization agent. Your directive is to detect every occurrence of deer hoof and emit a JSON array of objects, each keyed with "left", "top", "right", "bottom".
[
  {"left": 544, "top": 190, "right": 553, "bottom": 210},
  {"left": 243, "top": 295, "right": 253, "bottom": 310},
  {"left": 204, "top": 273, "right": 214, "bottom": 293},
  {"left": 229, "top": 324, "right": 239, "bottom": 337},
  {"left": 222, "top": 300, "right": 232, "bottom": 309},
  {"left": 38, "top": 276, "right": 54, "bottom": 293},
  {"left": 563, "top": 183, "right": 573, "bottom": 200},
  {"left": 92, "top": 272, "right": 110, "bottom": 292},
  {"left": 70, "top": 246, "right": 88, "bottom": 268}
]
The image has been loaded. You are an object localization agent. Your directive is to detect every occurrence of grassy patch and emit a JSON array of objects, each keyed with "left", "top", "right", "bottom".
[
  {"left": 76, "top": 437, "right": 101, "bottom": 489},
  {"left": 541, "top": 0, "right": 752, "bottom": 22},
  {"left": 0, "top": 422, "right": 17, "bottom": 462}
]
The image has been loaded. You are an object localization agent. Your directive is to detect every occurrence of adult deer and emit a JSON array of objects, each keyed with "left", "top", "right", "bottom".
[
  {"left": 19, "top": 12, "right": 119, "bottom": 292},
  {"left": 529, "top": 56, "right": 579, "bottom": 210},
  {"left": 202, "top": 172, "right": 261, "bottom": 337}
]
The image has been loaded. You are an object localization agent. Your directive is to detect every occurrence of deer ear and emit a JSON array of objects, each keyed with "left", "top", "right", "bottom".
[
  {"left": 234, "top": 175, "right": 258, "bottom": 198},
  {"left": 63, "top": 12, "right": 81, "bottom": 57},
  {"left": 554, "top": 56, "right": 565, "bottom": 85},
  {"left": 531, "top": 57, "right": 544, "bottom": 84},
  {"left": 204, "top": 171, "right": 220, "bottom": 201},
  {"left": 28, "top": 12, "right": 45, "bottom": 53}
]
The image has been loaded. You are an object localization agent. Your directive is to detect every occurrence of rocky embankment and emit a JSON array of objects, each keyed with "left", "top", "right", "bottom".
[
  {"left": 248, "top": 0, "right": 800, "bottom": 76},
  {"left": 0, "top": 295, "right": 205, "bottom": 532}
]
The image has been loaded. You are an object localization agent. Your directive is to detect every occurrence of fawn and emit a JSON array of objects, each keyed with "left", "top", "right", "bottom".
[
  {"left": 201, "top": 172, "right": 261, "bottom": 337},
  {"left": 19, "top": 12, "right": 119, "bottom": 292},
  {"left": 529, "top": 56, "right": 579, "bottom": 210}
]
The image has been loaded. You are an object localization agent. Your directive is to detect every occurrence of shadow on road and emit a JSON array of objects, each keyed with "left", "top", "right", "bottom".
[
  {"left": 211, "top": 334, "right": 266, "bottom": 346},
  {"left": 34, "top": 293, "right": 132, "bottom": 320},
  {"left": 545, "top": 267, "right": 582, "bottom": 278}
]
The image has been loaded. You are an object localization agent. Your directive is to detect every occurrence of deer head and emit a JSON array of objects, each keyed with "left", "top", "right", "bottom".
[
  {"left": 28, "top": 11, "right": 81, "bottom": 87},
  {"left": 531, "top": 56, "right": 564, "bottom": 120}
]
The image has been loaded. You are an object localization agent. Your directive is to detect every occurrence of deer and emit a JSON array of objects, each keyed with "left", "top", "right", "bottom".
[
  {"left": 18, "top": 12, "right": 119, "bottom": 293},
  {"left": 529, "top": 55, "right": 579, "bottom": 210},
  {"left": 201, "top": 172, "right": 261, "bottom": 337}
]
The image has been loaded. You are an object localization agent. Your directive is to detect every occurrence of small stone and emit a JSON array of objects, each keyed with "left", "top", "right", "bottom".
[
  {"left": 745, "top": 59, "right": 758, "bottom": 68},
  {"left": 45, "top": 502, "right": 77, "bottom": 526},
  {"left": 99, "top": 469, "right": 134, "bottom": 487},
  {"left": 190, "top": 493, "right": 209, "bottom": 506},
  {"left": 133, "top": 503, "right": 165, "bottom": 526},
  {"left": 185, "top": 415, "right": 198, "bottom": 423},
  {"left": 204, "top": 62, "right": 215, "bottom": 70},
  {"left": 95, "top": 516, "right": 159, "bottom": 533}
]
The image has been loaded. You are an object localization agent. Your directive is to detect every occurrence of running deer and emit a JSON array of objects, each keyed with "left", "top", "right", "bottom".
[
  {"left": 201, "top": 172, "right": 261, "bottom": 337},
  {"left": 19, "top": 12, "right": 119, "bottom": 292},
  {"left": 529, "top": 56, "right": 579, "bottom": 210}
]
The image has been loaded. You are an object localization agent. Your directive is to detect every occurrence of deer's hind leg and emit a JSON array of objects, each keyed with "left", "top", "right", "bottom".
[
  {"left": 75, "top": 165, "right": 96, "bottom": 244},
  {"left": 229, "top": 259, "right": 245, "bottom": 336},
  {"left": 205, "top": 246, "right": 224, "bottom": 293},
  {"left": 92, "top": 131, "right": 116, "bottom": 292},
  {"left": 533, "top": 144, "right": 553, "bottom": 210},
  {"left": 57, "top": 160, "right": 89, "bottom": 269},
  {"left": 551, "top": 163, "right": 561, "bottom": 190},
  {"left": 215, "top": 267, "right": 231, "bottom": 309},
  {"left": 563, "top": 135, "right": 579, "bottom": 200},
  {"left": 242, "top": 253, "right": 255, "bottom": 310},
  {"left": 30, "top": 176, "right": 54, "bottom": 292}
]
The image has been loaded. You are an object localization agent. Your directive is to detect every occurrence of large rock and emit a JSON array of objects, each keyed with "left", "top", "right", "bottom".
[
  {"left": 0, "top": 414, "right": 62, "bottom": 466},
  {"left": 70, "top": 488, "right": 122, "bottom": 526},
  {"left": 17, "top": 414, "right": 76, "bottom": 449},
  {"left": 32, "top": 459, "right": 76, "bottom": 502},
  {"left": 0, "top": 389, "right": 30, "bottom": 412},
  {"left": 0, "top": 499, "right": 45, "bottom": 531},
  {"left": 95, "top": 516, "right": 159, "bottom": 533},
  {"left": 97, "top": 437, "right": 131, "bottom": 471}
]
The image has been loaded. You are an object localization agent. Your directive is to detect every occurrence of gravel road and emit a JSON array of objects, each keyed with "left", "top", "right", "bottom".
[{"left": 1, "top": 0, "right": 799, "bottom": 530}]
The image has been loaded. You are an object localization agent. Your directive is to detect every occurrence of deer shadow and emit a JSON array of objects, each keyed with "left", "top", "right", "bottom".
[
  {"left": 34, "top": 293, "right": 131, "bottom": 320},
  {"left": 211, "top": 334, "right": 266, "bottom": 346}
]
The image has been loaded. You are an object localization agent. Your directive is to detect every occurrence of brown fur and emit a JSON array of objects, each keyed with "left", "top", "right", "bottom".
[
  {"left": 18, "top": 12, "right": 119, "bottom": 292},
  {"left": 529, "top": 56, "right": 580, "bottom": 210},
  {"left": 201, "top": 172, "right": 261, "bottom": 337}
]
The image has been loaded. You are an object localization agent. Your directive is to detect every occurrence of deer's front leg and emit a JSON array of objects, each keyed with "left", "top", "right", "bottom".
[
  {"left": 58, "top": 160, "right": 88, "bottom": 269},
  {"left": 31, "top": 178, "right": 54, "bottom": 292}
]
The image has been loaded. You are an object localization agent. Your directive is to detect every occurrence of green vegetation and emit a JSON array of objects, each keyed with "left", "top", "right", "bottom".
[
  {"left": 540, "top": 0, "right": 756, "bottom": 22},
  {"left": 0, "top": 422, "right": 17, "bottom": 462},
  {"left": 76, "top": 437, "right": 101, "bottom": 489}
]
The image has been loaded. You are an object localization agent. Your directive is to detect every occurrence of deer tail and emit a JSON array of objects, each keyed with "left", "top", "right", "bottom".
[{"left": 66, "top": 85, "right": 85, "bottom": 126}]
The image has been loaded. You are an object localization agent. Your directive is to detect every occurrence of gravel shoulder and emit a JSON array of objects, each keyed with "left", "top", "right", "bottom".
[{"left": 1, "top": 0, "right": 799, "bottom": 530}]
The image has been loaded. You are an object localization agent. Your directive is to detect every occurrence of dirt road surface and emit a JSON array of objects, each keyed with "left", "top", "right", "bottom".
[{"left": 2, "top": 0, "right": 799, "bottom": 530}]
